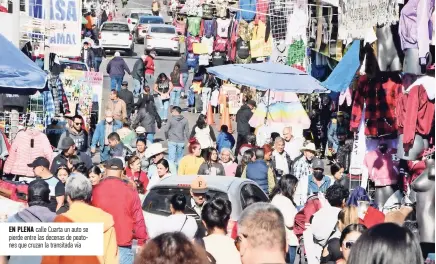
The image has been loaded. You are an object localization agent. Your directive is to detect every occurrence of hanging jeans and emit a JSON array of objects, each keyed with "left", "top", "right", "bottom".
[
  {"left": 170, "top": 87, "right": 182, "bottom": 107},
  {"left": 155, "top": 96, "right": 169, "bottom": 120},
  {"left": 168, "top": 141, "right": 185, "bottom": 166},
  {"left": 133, "top": 78, "right": 142, "bottom": 96},
  {"left": 111, "top": 76, "right": 123, "bottom": 91},
  {"left": 94, "top": 57, "right": 103, "bottom": 72},
  {"left": 201, "top": 87, "right": 212, "bottom": 115},
  {"left": 182, "top": 72, "right": 189, "bottom": 93}
]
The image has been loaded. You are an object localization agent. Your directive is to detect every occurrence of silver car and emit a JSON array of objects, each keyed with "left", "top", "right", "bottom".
[
  {"left": 142, "top": 175, "right": 269, "bottom": 238},
  {"left": 144, "top": 24, "right": 180, "bottom": 56}
]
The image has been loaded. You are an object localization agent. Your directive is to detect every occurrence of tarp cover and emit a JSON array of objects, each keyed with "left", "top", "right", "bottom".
[
  {"left": 0, "top": 33, "right": 47, "bottom": 93},
  {"left": 207, "top": 62, "right": 327, "bottom": 93}
]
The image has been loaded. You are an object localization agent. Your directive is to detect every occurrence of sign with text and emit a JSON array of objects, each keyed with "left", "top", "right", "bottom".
[
  {"left": 0, "top": 223, "right": 103, "bottom": 255},
  {"left": 28, "top": 0, "right": 82, "bottom": 57}
]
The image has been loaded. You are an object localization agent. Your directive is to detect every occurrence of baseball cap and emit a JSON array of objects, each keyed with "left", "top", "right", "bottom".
[
  {"left": 191, "top": 176, "right": 208, "bottom": 194},
  {"left": 27, "top": 157, "right": 50, "bottom": 169},
  {"left": 59, "top": 137, "right": 75, "bottom": 150},
  {"left": 122, "top": 81, "right": 128, "bottom": 86},
  {"left": 247, "top": 100, "right": 257, "bottom": 108},
  {"left": 105, "top": 158, "right": 124, "bottom": 170},
  {"left": 312, "top": 158, "right": 324, "bottom": 170}
]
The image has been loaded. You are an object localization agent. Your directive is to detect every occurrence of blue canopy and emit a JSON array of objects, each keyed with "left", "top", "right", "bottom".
[
  {"left": 207, "top": 62, "right": 327, "bottom": 93},
  {"left": 321, "top": 40, "right": 361, "bottom": 93},
  {"left": 0, "top": 33, "right": 47, "bottom": 94}
]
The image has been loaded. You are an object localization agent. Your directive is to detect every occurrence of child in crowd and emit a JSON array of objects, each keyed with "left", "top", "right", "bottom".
[{"left": 216, "top": 125, "right": 235, "bottom": 152}]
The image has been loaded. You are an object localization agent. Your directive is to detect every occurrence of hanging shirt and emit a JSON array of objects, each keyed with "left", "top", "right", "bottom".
[
  {"left": 363, "top": 148, "right": 399, "bottom": 187},
  {"left": 187, "top": 17, "right": 202, "bottom": 36},
  {"left": 211, "top": 52, "right": 226, "bottom": 66},
  {"left": 216, "top": 18, "right": 231, "bottom": 38},
  {"left": 236, "top": 38, "right": 250, "bottom": 59},
  {"left": 201, "top": 36, "right": 215, "bottom": 54},
  {"left": 214, "top": 36, "right": 228, "bottom": 52}
]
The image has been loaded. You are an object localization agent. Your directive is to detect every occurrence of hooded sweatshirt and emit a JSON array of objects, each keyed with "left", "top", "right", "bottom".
[
  {"left": 8, "top": 206, "right": 56, "bottom": 264},
  {"left": 41, "top": 202, "right": 119, "bottom": 264},
  {"left": 164, "top": 115, "right": 190, "bottom": 143},
  {"left": 57, "top": 128, "right": 90, "bottom": 153}
]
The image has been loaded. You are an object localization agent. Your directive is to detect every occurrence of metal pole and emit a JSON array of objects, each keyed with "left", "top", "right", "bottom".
[{"left": 43, "top": 0, "right": 50, "bottom": 70}]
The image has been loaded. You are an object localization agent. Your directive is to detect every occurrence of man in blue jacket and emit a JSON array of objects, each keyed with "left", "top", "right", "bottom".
[
  {"left": 91, "top": 110, "right": 123, "bottom": 162},
  {"left": 106, "top": 51, "right": 131, "bottom": 91}
]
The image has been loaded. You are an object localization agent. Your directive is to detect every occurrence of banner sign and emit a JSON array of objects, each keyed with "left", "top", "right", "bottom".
[
  {"left": 28, "top": 0, "right": 82, "bottom": 57},
  {"left": 61, "top": 70, "right": 103, "bottom": 127}
]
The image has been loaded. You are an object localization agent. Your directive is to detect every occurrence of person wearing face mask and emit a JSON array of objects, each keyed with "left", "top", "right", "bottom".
[
  {"left": 91, "top": 110, "right": 123, "bottom": 162},
  {"left": 308, "top": 158, "right": 331, "bottom": 196},
  {"left": 292, "top": 142, "right": 317, "bottom": 207}
]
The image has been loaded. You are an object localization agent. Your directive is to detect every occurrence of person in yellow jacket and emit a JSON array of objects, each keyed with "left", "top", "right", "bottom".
[
  {"left": 41, "top": 174, "right": 118, "bottom": 264},
  {"left": 178, "top": 138, "right": 205, "bottom": 175}
]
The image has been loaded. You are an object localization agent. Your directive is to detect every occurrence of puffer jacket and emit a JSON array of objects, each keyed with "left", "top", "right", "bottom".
[
  {"left": 106, "top": 57, "right": 131, "bottom": 77},
  {"left": 4, "top": 129, "right": 53, "bottom": 177}
]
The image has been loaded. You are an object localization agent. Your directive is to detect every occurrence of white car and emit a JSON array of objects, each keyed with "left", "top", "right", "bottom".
[
  {"left": 59, "top": 59, "right": 89, "bottom": 72},
  {"left": 125, "top": 9, "right": 153, "bottom": 32},
  {"left": 145, "top": 24, "right": 180, "bottom": 56},
  {"left": 99, "top": 22, "right": 134, "bottom": 56},
  {"left": 133, "top": 16, "right": 164, "bottom": 44}
]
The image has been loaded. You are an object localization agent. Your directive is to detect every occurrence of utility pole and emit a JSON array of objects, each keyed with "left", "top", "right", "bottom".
[{"left": 43, "top": 0, "right": 50, "bottom": 70}]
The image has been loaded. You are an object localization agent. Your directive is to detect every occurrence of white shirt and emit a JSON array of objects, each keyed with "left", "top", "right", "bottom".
[
  {"left": 271, "top": 194, "right": 299, "bottom": 246},
  {"left": 156, "top": 214, "right": 198, "bottom": 240},
  {"left": 203, "top": 234, "right": 242, "bottom": 264},
  {"left": 285, "top": 137, "right": 305, "bottom": 160},
  {"left": 272, "top": 150, "right": 290, "bottom": 175}
]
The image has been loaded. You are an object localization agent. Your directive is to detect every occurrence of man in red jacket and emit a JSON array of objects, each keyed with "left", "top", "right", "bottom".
[{"left": 91, "top": 158, "right": 148, "bottom": 264}]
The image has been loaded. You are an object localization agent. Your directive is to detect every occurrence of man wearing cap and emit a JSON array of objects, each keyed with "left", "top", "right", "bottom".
[
  {"left": 106, "top": 90, "right": 127, "bottom": 122},
  {"left": 145, "top": 143, "right": 177, "bottom": 189},
  {"left": 190, "top": 176, "right": 208, "bottom": 216},
  {"left": 118, "top": 81, "right": 134, "bottom": 117},
  {"left": 28, "top": 157, "right": 60, "bottom": 212},
  {"left": 307, "top": 158, "right": 331, "bottom": 196},
  {"left": 292, "top": 142, "right": 317, "bottom": 207},
  {"left": 236, "top": 99, "right": 256, "bottom": 154},
  {"left": 107, "top": 51, "right": 131, "bottom": 91},
  {"left": 91, "top": 110, "right": 123, "bottom": 162},
  {"left": 51, "top": 137, "right": 93, "bottom": 174},
  {"left": 92, "top": 158, "right": 148, "bottom": 264},
  {"left": 132, "top": 55, "right": 146, "bottom": 97}
]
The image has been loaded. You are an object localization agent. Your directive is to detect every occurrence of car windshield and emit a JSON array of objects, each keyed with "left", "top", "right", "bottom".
[
  {"left": 143, "top": 187, "right": 228, "bottom": 217},
  {"left": 101, "top": 23, "right": 130, "bottom": 32},
  {"left": 139, "top": 17, "right": 164, "bottom": 24},
  {"left": 60, "top": 62, "right": 87, "bottom": 72},
  {"left": 150, "top": 27, "right": 176, "bottom": 34}
]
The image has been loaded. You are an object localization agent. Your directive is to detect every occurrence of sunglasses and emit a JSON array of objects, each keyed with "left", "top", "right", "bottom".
[
  {"left": 344, "top": 241, "right": 355, "bottom": 249},
  {"left": 234, "top": 233, "right": 248, "bottom": 252},
  {"left": 74, "top": 122, "right": 82, "bottom": 125}
]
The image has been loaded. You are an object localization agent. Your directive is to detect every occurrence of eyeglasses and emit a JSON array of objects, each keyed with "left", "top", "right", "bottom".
[
  {"left": 234, "top": 233, "right": 248, "bottom": 252},
  {"left": 74, "top": 122, "right": 82, "bottom": 125},
  {"left": 344, "top": 241, "right": 355, "bottom": 249}
]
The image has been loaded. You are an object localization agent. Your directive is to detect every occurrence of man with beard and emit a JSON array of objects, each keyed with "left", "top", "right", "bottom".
[
  {"left": 307, "top": 158, "right": 331, "bottom": 196},
  {"left": 292, "top": 142, "right": 317, "bottom": 207},
  {"left": 57, "top": 115, "right": 89, "bottom": 154},
  {"left": 91, "top": 110, "right": 123, "bottom": 162}
]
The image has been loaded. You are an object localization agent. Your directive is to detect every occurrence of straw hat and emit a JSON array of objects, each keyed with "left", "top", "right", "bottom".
[
  {"left": 145, "top": 143, "right": 167, "bottom": 159},
  {"left": 300, "top": 142, "right": 317, "bottom": 153}
]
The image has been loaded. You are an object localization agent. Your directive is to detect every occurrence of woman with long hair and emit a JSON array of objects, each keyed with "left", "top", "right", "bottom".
[
  {"left": 219, "top": 148, "right": 238, "bottom": 176},
  {"left": 335, "top": 224, "right": 367, "bottom": 264},
  {"left": 156, "top": 159, "right": 172, "bottom": 179},
  {"left": 178, "top": 138, "right": 205, "bottom": 176},
  {"left": 190, "top": 114, "right": 216, "bottom": 156},
  {"left": 235, "top": 149, "right": 254, "bottom": 178},
  {"left": 88, "top": 166, "right": 103, "bottom": 186},
  {"left": 198, "top": 147, "right": 225, "bottom": 176},
  {"left": 169, "top": 65, "right": 183, "bottom": 107},
  {"left": 270, "top": 174, "right": 299, "bottom": 264},
  {"left": 125, "top": 155, "right": 149, "bottom": 193},
  {"left": 153, "top": 72, "right": 173, "bottom": 123},
  {"left": 55, "top": 166, "right": 71, "bottom": 213}
]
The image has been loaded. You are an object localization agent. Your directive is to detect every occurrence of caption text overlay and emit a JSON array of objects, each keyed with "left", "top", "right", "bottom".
[{"left": 0, "top": 223, "right": 103, "bottom": 256}]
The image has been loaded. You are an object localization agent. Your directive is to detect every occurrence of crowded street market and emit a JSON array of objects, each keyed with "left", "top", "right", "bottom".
[{"left": 0, "top": 0, "right": 434, "bottom": 263}]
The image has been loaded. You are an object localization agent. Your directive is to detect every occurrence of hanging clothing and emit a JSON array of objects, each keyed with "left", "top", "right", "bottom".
[
  {"left": 42, "top": 91, "right": 55, "bottom": 126},
  {"left": 215, "top": 0, "right": 228, "bottom": 18},
  {"left": 266, "top": 0, "right": 287, "bottom": 41},
  {"left": 216, "top": 18, "right": 231, "bottom": 38},
  {"left": 0, "top": 94, "right": 29, "bottom": 112},
  {"left": 285, "top": 3, "right": 309, "bottom": 44},
  {"left": 187, "top": 17, "right": 202, "bottom": 36},
  {"left": 350, "top": 74, "right": 403, "bottom": 137},
  {"left": 214, "top": 36, "right": 228, "bottom": 52},
  {"left": 56, "top": 79, "right": 70, "bottom": 114},
  {"left": 396, "top": 84, "right": 435, "bottom": 152},
  {"left": 238, "top": 0, "right": 256, "bottom": 21},
  {"left": 3, "top": 129, "right": 53, "bottom": 177},
  {"left": 339, "top": 87, "right": 352, "bottom": 106},
  {"left": 201, "top": 19, "right": 216, "bottom": 38},
  {"left": 198, "top": 54, "right": 210, "bottom": 66},
  {"left": 202, "top": 3, "right": 214, "bottom": 19},
  {"left": 255, "top": 0, "right": 268, "bottom": 23},
  {"left": 236, "top": 38, "right": 250, "bottom": 59},
  {"left": 287, "top": 39, "right": 305, "bottom": 66},
  {"left": 211, "top": 51, "right": 226, "bottom": 66},
  {"left": 363, "top": 148, "right": 399, "bottom": 187},
  {"left": 201, "top": 36, "right": 215, "bottom": 55},
  {"left": 186, "top": 36, "right": 201, "bottom": 53}
]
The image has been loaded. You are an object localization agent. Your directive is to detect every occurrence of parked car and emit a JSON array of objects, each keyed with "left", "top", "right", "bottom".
[
  {"left": 125, "top": 9, "right": 153, "bottom": 32},
  {"left": 133, "top": 16, "right": 164, "bottom": 44},
  {"left": 142, "top": 175, "right": 269, "bottom": 238},
  {"left": 99, "top": 22, "right": 134, "bottom": 56},
  {"left": 59, "top": 60, "right": 89, "bottom": 72},
  {"left": 144, "top": 24, "right": 180, "bottom": 56}
]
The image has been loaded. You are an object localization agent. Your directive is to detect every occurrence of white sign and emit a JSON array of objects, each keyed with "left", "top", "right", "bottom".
[
  {"left": 28, "top": 0, "right": 82, "bottom": 57},
  {"left": 0, "top": 223, "right": 103, "bottom": 256}
]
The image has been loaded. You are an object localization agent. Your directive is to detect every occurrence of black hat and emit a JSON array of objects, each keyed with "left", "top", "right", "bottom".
[
  {"left": 27, "top": 157, "right": 50, "bottom": 169},
  {"left": 122, "top": 81, "right": 128, "bottom": 86},
  {"left": 105, "top": 158, "right": 124, "bottom": 170},
  {"left": 312, "top": 158, "right": 324, "bottom": 170},
  {"left": 247, "top": 100, "right": 257, "bottom": 107},
  {"left": 59, "top": 137, "right": 75, "bottom": 150}
]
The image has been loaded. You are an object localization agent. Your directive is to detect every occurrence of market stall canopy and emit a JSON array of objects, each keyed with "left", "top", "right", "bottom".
[
  {"left": 321, "top": 40, "right": 361, "bottom": 93},
  {"left": 0, "top": 33, "right": 48, "bottom": 94},
  {"left": 207, "top": 62, "right": 328, "bottom": 93}
]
